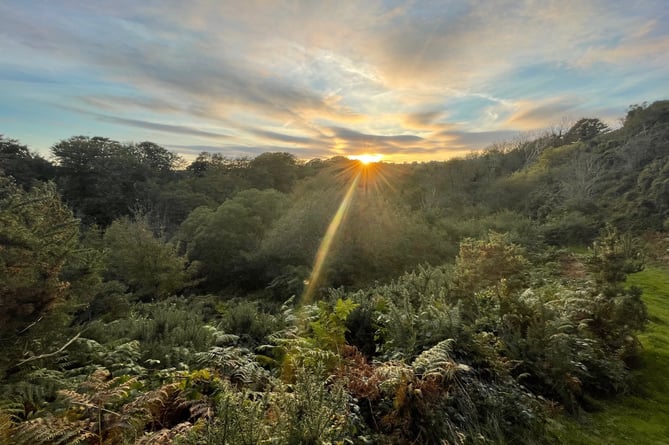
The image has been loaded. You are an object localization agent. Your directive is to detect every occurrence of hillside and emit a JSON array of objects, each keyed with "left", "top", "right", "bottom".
[{"left": 0, "top": 100, "right": 668, "bottom": 443}]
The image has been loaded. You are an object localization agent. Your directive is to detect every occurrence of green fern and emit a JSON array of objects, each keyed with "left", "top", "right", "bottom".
[
  {"left": 195, "top": 346, "right": 268, "bottom": 386},
  {"left": 412, "top": 339, "right": 471, "bottom": 380}
]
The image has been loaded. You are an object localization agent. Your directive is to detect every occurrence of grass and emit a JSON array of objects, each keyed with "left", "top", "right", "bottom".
[{"left": 550, "top": 266, "right": 669, "bottom": 444}]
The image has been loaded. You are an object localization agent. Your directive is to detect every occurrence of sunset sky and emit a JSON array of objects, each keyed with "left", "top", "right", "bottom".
[{"left": 1, "top": 0, "right": 668, "bottom": 162}]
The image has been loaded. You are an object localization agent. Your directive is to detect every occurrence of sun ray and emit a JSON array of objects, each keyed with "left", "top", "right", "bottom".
[
  {"left": 299, "top": 158, "right": 405, "bottom": 305},
  {"left": 301, "top": 170, "right": 361, "bottom": 304}
]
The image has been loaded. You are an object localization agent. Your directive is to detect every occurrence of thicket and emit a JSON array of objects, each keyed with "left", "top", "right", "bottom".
[{"left": 0, "top": 100, "right": 666, "bottom": 443}]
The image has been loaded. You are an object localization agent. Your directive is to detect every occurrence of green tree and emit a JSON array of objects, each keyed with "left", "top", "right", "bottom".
[
  {"left": 52, "top": 136, "right": 181, "bottom": 226},
  {"left": 587, "top": 224, "right": 644, "bottom": 297},
  {"left": 0, "top": 178, "right": 81, "bottom": 372},
  {"left": 0, "top": 136, "right": 54, "bottom": 189},
  {"left": 563, "top": 118, "right": 609, "bottom": 144},
  {"left": 246, "top": 152, "right": 299, "bottom": 193},
  {"left": 178, "top": 188, "right": 289, "bottom": 289},
  {"left": 103, "top": 216, "right": 197, "bottom": 300}
]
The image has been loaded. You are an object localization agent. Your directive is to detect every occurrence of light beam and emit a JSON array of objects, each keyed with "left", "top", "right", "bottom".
[{"left": 301, "top": 170, "right": 361, "bottom": 304}]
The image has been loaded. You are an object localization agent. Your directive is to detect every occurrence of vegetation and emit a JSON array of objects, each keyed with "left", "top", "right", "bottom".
[
  {"left": 550, "top": 266, "right": 669, "bottom": 444},
  {"left": 0, "top": 100, "right": 667, "bottom": 443}
]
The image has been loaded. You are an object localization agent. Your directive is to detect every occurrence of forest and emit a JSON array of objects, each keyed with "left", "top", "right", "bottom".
[{"left": 0, "top": 100, "right": 668, "bottom": 444}]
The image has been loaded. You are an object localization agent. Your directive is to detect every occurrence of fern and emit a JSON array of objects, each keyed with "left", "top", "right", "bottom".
[
  {"left": 412, "top": 339, "right": 471, "bottom": 380},
  {"left": 269, "top": 331, "right": 338, "bottom": 380},
  {"left": 135, "top": 421, "right": 193, "bottom": 444},
  {"left": 121, "top": 381, "right": 199, "bottom": 438},
  {"left": 35, "top": 368, "right": 138, "bottom": 444},
  {"left": 13, "top": 416, "right": 93, "bottom": 445},
  {"left": 195, "top": 346, "right": 268, "bottom": 386},
  {"left": 0, "top": 401, "right": 23, "bottom": 445},
  {"left": 271, "top": 367, "right": 351, "bottom": 444}
]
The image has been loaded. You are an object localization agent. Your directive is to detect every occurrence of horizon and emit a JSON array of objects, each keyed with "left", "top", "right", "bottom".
[{"left": 1, "top": 1, "right": 668, "bottom": 163}]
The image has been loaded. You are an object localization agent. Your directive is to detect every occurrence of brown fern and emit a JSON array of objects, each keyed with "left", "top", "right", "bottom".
[
  {"left": 133, "top": 421, "right": 193, "bottom": 445},
  {"left": 12, "top": 415, "right": 94, "bottom": 445}
]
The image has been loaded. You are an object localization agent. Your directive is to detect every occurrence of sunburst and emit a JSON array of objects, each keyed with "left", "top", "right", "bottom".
[
  {"left": 348, "top": 153, "right": 383, "bottom": 164},
  {"left": 300, "top": 156, "right": 401, "bottom": 304}
]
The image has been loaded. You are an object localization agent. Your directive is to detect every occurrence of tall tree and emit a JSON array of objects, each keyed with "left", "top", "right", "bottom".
[
  {"left": 52, "top": 137, "right": 180, "bottom": 226},
  {"left": 563, "top": 118, "right": 609, "bottom": 144}
]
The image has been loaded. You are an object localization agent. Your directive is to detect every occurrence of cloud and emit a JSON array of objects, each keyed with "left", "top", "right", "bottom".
[
  {"left": 97, "top": 115, "right": 230, "bottom": 139},
  {"left": 439, "top": 130, "right": 522, "bottom": 148},
  {"left": 403, "top": 110, "right": 447, "bottom": 129},
  {"left": 507, "top": 99, "right": 581, "bottom": 130},
  {"left": 329, "top": 126, "right": 423, "bottom": 144},
  {"left": 79, "top": 95, "right": 184, "bottom": 114},
  {"left": 167, "top": 143, "right": 327, "bottom": 160},
  {"left": 246, "top": 128, "right": 322, "bottom": 146}
]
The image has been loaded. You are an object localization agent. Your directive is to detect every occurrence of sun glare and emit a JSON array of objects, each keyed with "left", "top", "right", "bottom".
[{"left": 349, "top": 153, "right": 383, "bottom": 164}]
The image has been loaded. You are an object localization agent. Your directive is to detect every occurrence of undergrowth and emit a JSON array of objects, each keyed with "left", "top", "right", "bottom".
[{"left": 550, "top": 266, "right": 669, "bottom": 444}]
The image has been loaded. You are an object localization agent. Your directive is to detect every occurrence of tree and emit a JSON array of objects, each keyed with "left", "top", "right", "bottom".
[
  {"left": 563, "top": 118, "right": 609, "bottom": 144},
  {"left": 178, "top": 188, "right": 289, "bottom": 289},
  {"left": 184, "top": 152, "right": 251, "bottom": 205},
  {"left": 133, "top": 141, "right": 183, "bottom": 179},
  {"left": 0, "top": 135, "right": 54, "bottom": 189},
  {"left": 0, "top": 179, "right": 79, "bottom": 339},
  {"left": 52, "top": 137, "right": 184, "bottom": 226},
  {"left": 246, "top": 152, "right": 299, "bottom": 193},
  {"left": 587, "top": 224, "right": 644, "bottom": 297},
  {"left": 454, "top": 232, "right": 530, "bottom": 299},
  {"left": 103, "top": 216, "right": 198, "bottom": 300},
  {"left": 52, "top": 136, "right": 137, "bottom": 225}
]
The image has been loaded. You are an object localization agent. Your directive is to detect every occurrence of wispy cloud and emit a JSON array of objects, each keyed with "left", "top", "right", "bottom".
[
  {"left": 97, "top": 115, "right": 230, "bottom": 140},
  {"left": 247, "top": 128, "right": 322, "bottom": 146},
  {"left": 507, "top": 99, "right": 582, "bottom": 130},
  {"left": 440, "top": 130, "right": 523, "bottom": 148}
]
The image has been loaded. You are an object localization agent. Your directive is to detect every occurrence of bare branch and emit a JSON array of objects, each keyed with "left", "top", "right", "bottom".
[{"left": 16, "top": 332, "right": 82, "bottom": 367}]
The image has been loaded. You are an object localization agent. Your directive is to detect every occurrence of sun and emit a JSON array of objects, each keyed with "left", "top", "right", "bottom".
[{"left": 349, "top": 153, "right": 383, "bottom": 164}]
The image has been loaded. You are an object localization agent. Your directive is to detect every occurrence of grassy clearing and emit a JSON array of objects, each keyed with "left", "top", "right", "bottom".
[{"left": 550, "top": 266, "right": 669, "bottom": 444}]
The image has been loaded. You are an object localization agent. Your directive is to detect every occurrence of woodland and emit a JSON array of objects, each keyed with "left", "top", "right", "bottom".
[{"left": 0, "top": 100, "right": 668, "bottom": 444}]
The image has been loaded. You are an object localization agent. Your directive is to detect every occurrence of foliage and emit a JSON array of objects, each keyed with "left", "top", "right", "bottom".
[
  {"left": 103, "top": 216, "right": 198, "bottom": 300},
  {"left": 309, "top": 297, "right": 358, "bottom": 352},
  {"left": 217, "top": 299, "right": 283, "bottom": 348},
  {"left": 0, "top": 179, "right": 84, "bottom": 374},
  {"left": 0, "top": 135, "right": 54, "bottom": 189},
  {"left": 453, "top": 231, "right": 530, "bottom": 306},
  {"left": 587, "top": 224, "right": 645, "bottom": 296},
  {"left": 178, "top": 188, "right": 289, "bottom": 289},
  {"left": 549, "top": 267, "right": 669, "bottom": 444},
  {"left": 363, "top": 265, "right": 464, "bottom": 360},
  {"left": 562, "top": 118, "right": 609, "bottom": 144},
  {"left": 52, "top": 136, "right": 181, "bottom": 226},
  {"left": 81, "top": 298, "right": 228, "bottom": 371},
  {"left": 178, "top": 380, "right": 270, "bottom": 445},
  {"left": 246, "top": 152, "right": 299, "bottom": 193}
]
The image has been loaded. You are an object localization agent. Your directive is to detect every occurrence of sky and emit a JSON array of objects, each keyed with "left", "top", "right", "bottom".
[{"left": 1, "top": 0, "right": 668, "bottom": 163}]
